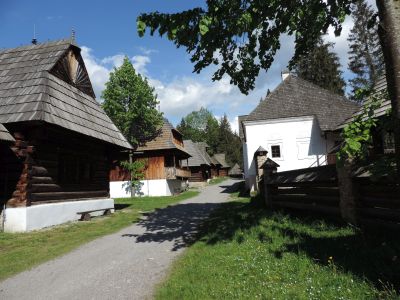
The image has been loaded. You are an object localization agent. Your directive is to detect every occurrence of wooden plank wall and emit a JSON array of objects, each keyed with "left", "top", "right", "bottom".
[
  {"left": 219, "top": 168, "right": 229, "bottom": 177},
  {"left": 189, "top": 166, "right": 205, "bottom": 182},
  {"left": 144, "top": 156, "right": 165, "bottom": 179}
]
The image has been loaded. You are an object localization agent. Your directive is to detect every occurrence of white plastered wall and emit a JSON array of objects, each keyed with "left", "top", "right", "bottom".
[
  {"left": 110, "top": 179, "right": 185, "bottom": 197},
  {"left": 243, "top": 116, "right": 335, "bottom": 191},
  {"left": 4, "top": 198, "right": 114, "bottom": 232}
]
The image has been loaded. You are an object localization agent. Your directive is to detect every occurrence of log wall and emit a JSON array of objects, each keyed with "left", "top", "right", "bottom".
[{"left": 2, "top": 124, "right": 114, "bottom": 207}]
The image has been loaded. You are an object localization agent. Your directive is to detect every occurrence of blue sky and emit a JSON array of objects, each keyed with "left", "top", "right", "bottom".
[{"left": 0, "top": 0, "right": 356, "bottom": 132}]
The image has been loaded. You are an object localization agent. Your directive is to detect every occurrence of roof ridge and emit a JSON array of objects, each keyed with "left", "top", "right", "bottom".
[{"left": 0, "top": 39, "right": 72, "bottom": 55}]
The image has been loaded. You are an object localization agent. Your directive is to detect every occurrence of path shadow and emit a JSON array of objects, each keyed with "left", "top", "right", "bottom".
[
  {"left": 122, "top": 202, "right": 225, "bottom": 251},
  {"left": 121, "top": 181, "right": 243, "bottom": 251}
]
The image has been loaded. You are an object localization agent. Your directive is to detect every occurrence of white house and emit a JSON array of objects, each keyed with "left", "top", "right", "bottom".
[{"left": 239, "top": 73, "right": 359, "bottom": 191}]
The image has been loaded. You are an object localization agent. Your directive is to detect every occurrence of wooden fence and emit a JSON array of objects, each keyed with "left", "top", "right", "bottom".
[
  {"left": 356, "top": 176, "right": 400, "bottom": 228},
  {"left": 263, "top": 164, "right": 400, "bottom": 228}
]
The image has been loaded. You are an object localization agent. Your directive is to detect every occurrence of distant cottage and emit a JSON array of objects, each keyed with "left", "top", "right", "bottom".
[
  {"left": 239, "top": 73, "right": 359, "bottom": 191},
  {"left": 182, "top": 140, "right": 213, "bottom": 184},
  {"left": 0, "top": 39, "right": 131, "bottom": 232},
  {"left": 109, "top": 119, "right": 191, "bottom": 197}
]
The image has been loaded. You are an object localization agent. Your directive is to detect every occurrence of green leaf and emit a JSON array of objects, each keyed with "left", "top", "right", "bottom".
[
  {"left": 137, "top": 19, "right": 146, "bottom": 37},
  {"left": 199, "top": 16, "right": 212, "bottom": 35},
  {"left": 347, "top": 139, "right": 362, "bottom": 151}
]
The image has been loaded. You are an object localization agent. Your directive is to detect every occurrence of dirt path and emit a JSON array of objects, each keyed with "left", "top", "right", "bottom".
[{"left": 0, "top": 179, "right": 239, "bottom": 300}]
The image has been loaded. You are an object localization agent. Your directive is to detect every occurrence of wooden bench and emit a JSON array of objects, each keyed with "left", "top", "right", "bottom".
[{"left": 77, "top": 208, "right": 113, "bottom": 221}]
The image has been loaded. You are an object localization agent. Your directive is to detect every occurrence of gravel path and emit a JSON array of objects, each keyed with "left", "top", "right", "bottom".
[{"left": 0, "top": 179, "right": 240, "bottom": 300}]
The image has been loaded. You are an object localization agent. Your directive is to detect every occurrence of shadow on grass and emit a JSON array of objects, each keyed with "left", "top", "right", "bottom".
[
  {"left": 195, "top": 195, "right": 400, "bottom": 293},
  {"left": 114, "top": 204, "right": 131, "bottom": 211},
  {"left": 121, "top": 180, "right": 243, "bottom": 251}
]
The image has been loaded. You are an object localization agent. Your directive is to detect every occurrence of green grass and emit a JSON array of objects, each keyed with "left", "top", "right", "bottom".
[
  {"left": 208, "top": 176, "right": 229, "bottom": 185},
  {"left": 0, "top": 190, "right": 199, "bottom": 281},
  {"left": 156, "top": 187, "right": 400, "bottom": 299}
]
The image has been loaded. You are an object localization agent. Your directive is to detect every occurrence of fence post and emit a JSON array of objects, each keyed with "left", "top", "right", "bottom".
[
  {"left": 337, "top": 158, "right": 358, "bottom": 224},
  {"left": 263, "top": 163, "right": 277, "bottom": 208}
]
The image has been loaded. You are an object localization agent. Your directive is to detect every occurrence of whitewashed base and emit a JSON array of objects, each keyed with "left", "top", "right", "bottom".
[
  {"left": 110, "top": 179, "right": 186, "bottom": 198},
  {"left": 3, "top": 198, "right": 114, "bottom": 232}
]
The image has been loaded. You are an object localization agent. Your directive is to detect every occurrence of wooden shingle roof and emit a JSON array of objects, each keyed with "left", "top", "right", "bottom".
[
  {"left": 245, "top": 75, "right": 360, "bottom": 131},
  {"left": 228, "top": 163, "right": 242, "bottom": 175},
  {"left": 0, "top": 123, "right": 15, "bottom": 143},
  {"left": 182, "top": 140, "right": 211, "bottom": 167},
  {"left": 337, "top": 76, "right": 391, "bottom": 129},
  {"left": 0, "top": 39, "right": 131, "bottom": 149},
  {"left": 135, "top": 119, "right": 190, "bottom": 158},
  {"left": 213, "top": 153, "right": 230, "bottom": 168}
]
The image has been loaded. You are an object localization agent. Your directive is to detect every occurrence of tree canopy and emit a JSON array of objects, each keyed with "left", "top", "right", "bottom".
[
  {"left": 137, "top": 0, "right": 352, "bottom": 94},
  {"left": 292, "top": 38, "right": 346, "bottom": 95},
  {"left": 102, "top": 57, "right": 163, "bottom": 147}
]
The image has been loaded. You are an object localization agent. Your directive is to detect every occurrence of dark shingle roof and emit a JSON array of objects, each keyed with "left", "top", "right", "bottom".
[
  {"left": 0, "top": 123, "right": 15, "bottom": 143},
  {"left": 245, "top": 75, "right": 360, "bottom": 131},
  {"left": 228, "top": 163, "right": 242, "bottom": 175},
  {"left": 181, "top": 140, "right": 210, "bottom": 167},
  {"left": 213, "top": 153, "right": 230, "bottom": 168},
  {"left": 0, "top": 39, "right": 131, "bottom": 149},
  {"left": 135, "top": 119, "right": 190, "bottom": 158},
  {"left": 337, "top": 76, "right": 391, "bottom": 129},
  {"left": 238, "top": 115, "right": 248, "bottom": 139}
]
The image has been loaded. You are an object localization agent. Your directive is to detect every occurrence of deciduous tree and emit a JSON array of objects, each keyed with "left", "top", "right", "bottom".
[
  {"left": 102, "top": 57, "right": 163, "bottom": 148},
  {"left": 137, "top": 0, "right": 400, "bottom": 175}
]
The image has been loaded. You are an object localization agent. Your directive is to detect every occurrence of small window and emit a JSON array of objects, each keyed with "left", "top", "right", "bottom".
[{"left": 271, "top": 145, "right": 281, "bottom": 158}]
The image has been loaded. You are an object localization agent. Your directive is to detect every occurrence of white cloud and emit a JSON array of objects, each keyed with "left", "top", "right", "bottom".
[
  {"left": 101, "top": 54, "right": 125, "bottom": 68},
  {"left": 81, "top": 47, "right": 152, "bottom": 99},
  {"left": 131, "top": 55, "right": 151, "bottom": 75},
  {"left": 325, "top": 16, "right": 354, "bottom": 73}
]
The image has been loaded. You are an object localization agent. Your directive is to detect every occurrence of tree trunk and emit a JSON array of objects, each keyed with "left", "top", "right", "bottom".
[{"left": 375, "top": 0, "right": 400, "bottom": 178}]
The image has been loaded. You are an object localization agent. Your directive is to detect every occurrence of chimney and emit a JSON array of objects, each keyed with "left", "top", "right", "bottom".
[
  {"left": 281, "top": 69, "right": 290, "bottom": 81},
  {"left": 32, "top": 24, "right": 37, "bottom": 45}
]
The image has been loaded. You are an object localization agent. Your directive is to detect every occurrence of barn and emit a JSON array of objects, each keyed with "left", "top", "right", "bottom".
[{"left": 0, "top": 39, "right": 132, "bottom": 232}]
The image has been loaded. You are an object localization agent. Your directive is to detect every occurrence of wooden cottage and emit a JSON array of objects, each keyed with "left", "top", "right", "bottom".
[
  {"left": 212, "top": 153, "right": 231, "bottom": 177},
  {"left": 181, "top": 140, "right": 212, "bottom": 183},
  {"left": 0, "top": 39, "right": 132, "bottom": 232},
  {"left": 109, "top": 119, "right": 191, "bottom": 197},
  {"left": 228, "top": 163, "right": 243, "bottom": 178}
]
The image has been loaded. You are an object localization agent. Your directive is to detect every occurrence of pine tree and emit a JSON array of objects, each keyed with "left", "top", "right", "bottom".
[
  {"left": 348, "top": 0, "right": 385, "bottom": 97},
  {"left": 217, "top": 115, "right": 243, "bottom": 166},
  {"left": 292, "top": 38, "right": 346, "bottom": 95}
]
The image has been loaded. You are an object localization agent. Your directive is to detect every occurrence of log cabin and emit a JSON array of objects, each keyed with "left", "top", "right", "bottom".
[
  {"left": 0, "top": 39, "right": 132, "bottom": 232},
  {"left": 212, "top": 153, "right": 231, "bottom": 177},
  {"left": 181, "top": 140, "right": 212, "bottom": 184},
  {"left": 109, "top": 119, "right": 191, "bottom": 197}
]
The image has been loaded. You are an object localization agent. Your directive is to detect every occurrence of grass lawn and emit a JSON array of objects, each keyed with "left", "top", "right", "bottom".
[
  {"left": 156, "top": 187, "right": 400, "bottom": 299},
  {"left": 209, "top": 176, "right": 229, "bottom": 185},
  {"left": 0, "top": 190, "right": 199, "bottom": 281}
]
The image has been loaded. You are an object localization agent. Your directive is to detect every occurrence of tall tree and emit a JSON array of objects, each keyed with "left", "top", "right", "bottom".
[
  {"left": 102, "top": 57, "right": 163, "bottom": 147},
  {"left": 137, "top": 0, "right": 400, "bottom": 174},
  {"left": 176, "top": 107, "right": 218, "bottom": 145},
  {"left": 292, "top": 38, "right": 346, "bottom": 95},
  {"left": 217, "top": 115, "right": 243, "bottom": 167},
  {"left": 348, "top": 0, "right": 385, "bottom": 97}
]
